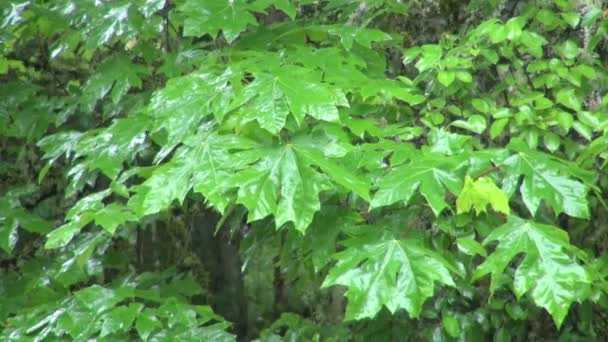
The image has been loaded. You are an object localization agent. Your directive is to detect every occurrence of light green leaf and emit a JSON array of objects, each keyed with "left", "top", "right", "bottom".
[
  {"left": 490, "top": 118, "right": 509, "bottom": 139},
  {"left": 556, "top": 110, "right": 574, "bottom": 131},
  {"left": 456, "top": 176, "right": 510, "bottom": 216},
  {"left": 323, "top": 231, "right": 456, "bottom": 319},
  {"left": 474, "top": 216, "right": 590, "bottom": 328},
  {"left": 437, "top": 71, "right": 455, "bottom": 87},
  {"left": 543, "top": 132, "right": 561, "bottom": 152},
  {"left": 488, "top": 24, "right": 508, "bottom": 43}
]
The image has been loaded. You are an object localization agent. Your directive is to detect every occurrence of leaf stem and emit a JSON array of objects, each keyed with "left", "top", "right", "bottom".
[{"left": 473, "top": 164, "right": 502, "bottom": 180}]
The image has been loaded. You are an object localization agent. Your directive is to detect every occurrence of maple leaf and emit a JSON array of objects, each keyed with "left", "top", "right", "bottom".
[
  {"left": 80, "top": 53, "right": 149, "bottom": 111},
  {"left": 502, "top": 140, "right": 591, "bottom": 218},
  {"left": 179, "top": 0, "right": 258, "bottom": 43},
  {"left": 128, "top": 132, "right": 255, "bottom": 216},
  {"left": 371, "top": 154, "right": 466, "bottom": 215},
  {"left": 147, "top": 70, "right": 235, "bottom": 146},
  {"left": 231, "top": 66, "right": 348, "bottom": 134},
  {"left": 323, "top": 231, "right": 457, "bottom": 320},
  {"left": 474, "top": 216, "right": 591, "bottom": 328},
  {"left": 232, "top": 129, "right": 368, "bottom": 232}
]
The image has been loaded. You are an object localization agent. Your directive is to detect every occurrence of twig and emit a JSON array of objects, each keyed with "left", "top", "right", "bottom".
[{"left": 473, "top": 164, "right": 502, "bottom": 180}]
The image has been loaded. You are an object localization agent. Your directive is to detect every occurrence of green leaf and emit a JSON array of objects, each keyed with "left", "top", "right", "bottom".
[
  {"left": 136, "top": 309, "right": 162, "bottom": 341},
  {"left": 537, "top": 9, "right": 560, "bottom": 30},
  {"left": 81, "top": 2, "right": 150, "bottom": 51},
  {"left": 502, "top": 141, "right": 590, "bottom": 218},
  {"left": 555, "top": 88, "right": 581, "bottom": 112},
  {"left": 323, "top": 231, "right": 456, "bottom": 319},
  {"left": 437, "top": 70, "right": 455, "bottom": 86},
  {"left": 471, "top": 98, "right": 490, "bottom": 113},
  {"left": 456, "top": 71, "right": 472, "bottom": 83},
  {"left": 572, "top": 64, "right": 596, "bottom": 80},
  {"left": 233, "top": 131, "right": 367, "bottom": 232},
  {"left": 559, "top": 40, "right": 579, "bottom": 59},
  {"left": 582, "top": 8, "right": 602, "bottom": 27},
  {"left": 100, "top": 304, "right": 143, "bottom": 337},
  {"left": 0, "top": 199, "right": 54, "bottom": 253},
  {"left": 190, "top": 134, "right": 257, "bottom": 213},
  {"left": 129, "top": 133, "right": 256, "bottom": 216},
  {"left": 299, "top": 207, "right": 362, "bottom": 271},
  {"left": 543, "top": 132, "right": 561, "bottom": 152},
  {"left": 427, "top": 128, "right": 472, "bottom": 156},
  {"left": 270, "top": 0, "right": 297, "bottom": 19},
  {"left": 45, "top": 220, "right": 88, "bottom": 249},
  {"left": 456, "top": 238, "right": 487, "bottom": 257},
  {"left": 456, "top": 176, "right": 510, "bottom": 216},
  {"left": 76, "top": 116, "right": 149, "bottom": 179},
  {"left": 451, "top": 115, "right": 486, "bottom": 134},
  {"left": 556, "top": 110, "right": 574, "bottom": 131},
  {"left": 474, "top": 216, "right": 590, "bottom": 328},
  {"left": 572, "top": 121, "right": 592, "bottom": 141},
  {"left": 179, "top": 0, "right": 258, "bottom": 43},
  {"left": 414, "top": 44, "right": 442, "bottom": 72},
  {"left": 232, "top": 67, "right": 348, "bottom": 134},
  {"left": 490, "top": 118, "right": 509, "bottom": 139},
  {"left": 0, "top": 216, "right": 18, "bottom": 254},
  {"left": 561, "top": 12, "right": 580, "bottom": 28},
  {"left": 75, "top": 285, "right": 124, "bottom": 315},
  {"left": 442, "top": 313, "right": 461, "bottom": 338},
  {"left": 148, "top": 70, "right": 233, "bottom": 145},
  {"left": 80, "top": 53, "right": 149, "bottom": 111},
  {"left": 320, "top": 25, "right": 393, "bottom": 50},
  {"left": 94, "top": 204, "right": 137, "bottom": 235},
  {"left": 128, "top": 160, "right": 194, "bottom": 216},
  {"left": 371, "top": 154, "right": 465, "bottom": 215}
]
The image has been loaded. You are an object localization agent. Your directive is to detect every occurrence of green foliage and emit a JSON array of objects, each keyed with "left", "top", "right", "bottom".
[{"left": 2, "top": 0, "right": 608, "bottom": 340}]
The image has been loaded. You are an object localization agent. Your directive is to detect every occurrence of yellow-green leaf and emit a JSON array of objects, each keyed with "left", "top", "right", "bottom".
[{"left": 456, "top": 176, "right": 510, "bottom": 216}]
